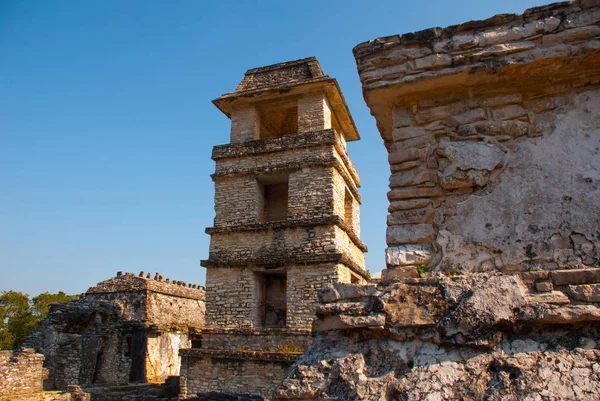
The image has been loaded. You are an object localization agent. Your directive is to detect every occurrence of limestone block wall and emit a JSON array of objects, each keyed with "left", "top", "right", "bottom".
[
  {"left": 86, "top": 272, "right": 205, "bottom": 330},
  {"left": 0, "top": 349, "right": 45, "bottom": 397},
  {"left": 204, "top": 263, "right": 351, "bottom": 331},
  {"left": 298, "top": 92, "right": 331, "bottom": 133},
  {"left": 353, "top": 0, "right": 600, "bottom": 276},
  {"left": 211, "top": 130, "right": 360, "bottom": 228},
  {"left": 180, "top": 351, "right": 294, "bottom": 400},
  {"left": 207, "top": 225, "right": 338, "bottom": 266},
  {"left": 146, "top": 292, "right": 205, "bottom": 331},
  {"left": 200, "top": 329, "right": 312, "bottom": 352}
]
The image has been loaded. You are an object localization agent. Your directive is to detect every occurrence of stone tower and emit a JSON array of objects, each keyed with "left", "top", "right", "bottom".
[{"left": 180, "top": 57, "right": 367, "bottom": 398}]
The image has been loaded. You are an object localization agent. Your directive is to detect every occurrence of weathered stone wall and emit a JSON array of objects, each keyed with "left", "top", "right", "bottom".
[
  {"left": 353, "top": 0, "right": 600, "bottom": 277},
  {"left": 200, "top": 329, "right": 311, "bottom": 352},
  {"left": 145, "top": 331, "right": 189, "bottom": 383},
  {"left": 146, "top": 292, "right": 205, "bottom": 331},
  {"left": 278, "top": 276, "right": 600, "bottom": 400},
  {"left": 25, "top": 272, "right": 205, "bottom": 390},
  {"left": 204, "top": 263, "right": 356, "bottom": 331},
  {"left": 180, "top": 350, "right": 295, "bottom": 400},
  {"left": 0, "top": 349, "right": 46, "bottom": 397}
]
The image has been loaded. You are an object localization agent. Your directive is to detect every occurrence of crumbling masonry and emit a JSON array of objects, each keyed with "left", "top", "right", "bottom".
[{"left": 24, "top": 271, "right": 205, "bottom": 391}]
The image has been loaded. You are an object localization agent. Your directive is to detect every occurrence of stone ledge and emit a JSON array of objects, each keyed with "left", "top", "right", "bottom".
[
  {"left": 179, "top": 349, "right": 301, "bottom": 363},
  {"left": 212, "top": 129, "right": 336, "bottom": 160},
  {"left": 202, "top": 252, "right": 369, "bottom": 281},
  {"left": 200, "top": 328, "right": 311, "bottom": 337},
  {"left": 551, "top": 268, "right": 600, "bottom": 286},
  {"left": 206, "top": 215, "right": 368, "bottom": 252}
]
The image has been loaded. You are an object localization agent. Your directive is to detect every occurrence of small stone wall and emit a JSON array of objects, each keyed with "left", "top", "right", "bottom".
[
  {"left": 180, "top": 350, "right": 297, "bottom": 400},
  {"left": 0, "top": 349, "right": 46, "bottom": 397},
  {"left": 200, "top": 329, "right": 311, "bottom": 352}
]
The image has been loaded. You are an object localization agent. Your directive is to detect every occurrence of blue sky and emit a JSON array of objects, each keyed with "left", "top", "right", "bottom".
[{"left": 0, "top": 0, "right": 551, "bottom": 296}]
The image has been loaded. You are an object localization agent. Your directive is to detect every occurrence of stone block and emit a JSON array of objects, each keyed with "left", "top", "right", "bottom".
[
  {"left": 392, "top": 126, "right": 428, "bottom": 142},
  {"left": 388, "top": 198, "right": 431, "bottom": 212},
  {"left": 385, "top": 245, "right": 432, "bottom": 267},
  {"left": 567, "top": 284, "right": 600, "bottom": 302},
  {"left": 526, "top": 291, "right": 570, "bottom": 305},
  {"left": 388, "top": 138, "right": 432, "bottom": 164},
  {"left": 387, "top": 186, "right": 443, "bottom": 201},
  {"left": 492, "top": 104, "right": 527, "bottom": 120},
  {"left": 387, "top": 224, "right": 436, "bottom": 245},
  {"left": 535, "top": 281, "right": 554, "bottom": 293},
  {"left": 438, "top": 142, "right": 505, "bottom": 172},
  {"left": 457, "top": 120, "right": 529, "bottom": 137},
  {"left": 551, "top": 269, "right": 600, "bottom": 286},
  {"left": 318, "top": 283, "right": 378, "bottom": 303},
  {"left": 387, "top": 206, "right": 434, "bottom": 225},
  {"left": 392, "top": 107, "right": 413, "bottom": 128},
  {"left": 414, "top": 53, "right": 452, "bottom": 70},
  {"left": 312, "top": 314, "right": 386, "bottom": 332},
  {"left": 389, "top": 169, "right": 437, "bottom": 188}
]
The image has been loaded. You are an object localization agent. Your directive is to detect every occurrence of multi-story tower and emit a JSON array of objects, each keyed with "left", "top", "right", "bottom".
[{"left": 180, "top": 57, "right": 367, "bottom": 398}]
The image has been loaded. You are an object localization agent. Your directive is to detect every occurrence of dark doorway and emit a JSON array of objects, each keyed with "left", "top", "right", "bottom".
[{"left": 259, "top": 273, "right": 287, "bottom": 328}]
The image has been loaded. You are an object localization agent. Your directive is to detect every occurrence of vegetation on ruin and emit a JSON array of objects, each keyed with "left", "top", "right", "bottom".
[
  {"left": 415, "top": 262, "right": 429, "bottom": 278},
  {"left": 0, "top": 290, "right": 78, "bottom": 350}
]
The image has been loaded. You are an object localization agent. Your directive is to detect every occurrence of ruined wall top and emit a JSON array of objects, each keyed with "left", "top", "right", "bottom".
[
  {"left": 354, "top": 0, "right": 600, "bottom": 140},
  {"left": 234, "top": 57, "right": 326, "bottom": 93},
  {"left": 86, "top": 271, "right": 205, "bottom": 301}
]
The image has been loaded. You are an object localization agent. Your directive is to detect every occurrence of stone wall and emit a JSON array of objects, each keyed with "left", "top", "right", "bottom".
[
  {"left": 25, "top": 272, "right": 206, "bottom": 390},
  {"left": 353, "top": 0, "right": 600, "bottom": 277},
  {"left": 180, "top": 350, "right": 296, "bottom": 400},
  {"left": 203, "top": 263, "right": 359, "bottom": 331},
  {"left": 200, "top": 329, "right": 311, "bottom": 353},
  {"left": 0, "top": 349, "right": 46, "bottom": 397},
  {"left": 277, "top": 276, "right": 600, "bottom": 400}
]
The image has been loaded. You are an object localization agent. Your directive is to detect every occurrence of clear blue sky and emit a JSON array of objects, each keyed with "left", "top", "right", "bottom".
[{"left": 1, "top": 0, "right": 551, "bottom": 296}]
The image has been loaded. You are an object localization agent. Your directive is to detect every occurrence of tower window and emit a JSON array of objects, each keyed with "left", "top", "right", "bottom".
[
  {"left": 258, "top": 174, "right": 289, "bottom": 222},
  {"left": 257, "top": 99, "right": 298, "bottom": 139},
  {"left": 257, "top": 272, "right": 287, "bottom": 328},
  {"left": 344, "top": 188, "right": 353, "bottom": 226}
]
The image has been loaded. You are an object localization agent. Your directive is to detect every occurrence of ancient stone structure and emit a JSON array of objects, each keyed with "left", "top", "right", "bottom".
[
  {"left": 276, "top": 1, "right": 600, "bottom": 400},
  {"left": 25, "top": 272, "right": 205, "bottom": 391},
  {"left": 179, "top": 57, "right": 368, "bottom": 399},
  {"left": 0, "top": 348, "right": 87, "bottom": 401}
]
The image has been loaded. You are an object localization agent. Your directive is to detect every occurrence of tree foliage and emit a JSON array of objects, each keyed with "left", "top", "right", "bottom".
[{"left": 0, "top": 290, "right": 78, "bottom": 350}]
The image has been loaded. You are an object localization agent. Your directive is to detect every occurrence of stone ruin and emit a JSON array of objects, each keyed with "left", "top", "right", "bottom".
[
  {"left": 23, "top": 271, "right": 205, "bottom": 393},
  {"left": 4, "top": 1, "right": 600, "bottom": 400}
]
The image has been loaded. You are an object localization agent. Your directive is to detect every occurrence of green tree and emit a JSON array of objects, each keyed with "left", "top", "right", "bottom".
[
  {"left": 0, "top": 290, "right": 78, "bottom": 350},
  {"left": 32, "top": 291, "right": 78, "bottom": 317}
]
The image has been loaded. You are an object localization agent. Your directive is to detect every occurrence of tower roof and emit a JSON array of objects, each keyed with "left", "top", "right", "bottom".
[{"left": 213, "top": 57, "right": 360, "bottom": 141}]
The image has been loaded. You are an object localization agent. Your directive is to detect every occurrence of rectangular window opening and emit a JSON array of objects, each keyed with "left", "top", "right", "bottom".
[
  {"left": 258, "top": 174, "right": 289, "bottom": 222},
  {"left": 257, "top": 100, "right": 298, "bottom": 139},
  {"left": 344, "top": 188, "right": 353, "bottom": 227},
  {"left": 257, "top": 272, "right": 287, "bottom": 328}
]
